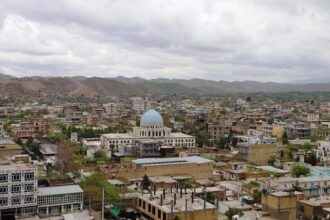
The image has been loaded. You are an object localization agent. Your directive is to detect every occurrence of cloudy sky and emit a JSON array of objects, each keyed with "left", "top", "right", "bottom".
[{"left": 0, "top": 0, "right": 329, "bottom": 82}]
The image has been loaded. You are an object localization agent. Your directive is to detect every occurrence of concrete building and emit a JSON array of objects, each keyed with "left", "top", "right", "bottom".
[
  {"left": 137, "top": 192, "right": 218, "bottom": 220},
  {"left": 299, "top": 112, "right": 320, "bottom": 122},
  {"left": 238, "top": 143, "right": 277, "bottom": 166},
  {"left": 316, "top": 140, "right": 330, "bottom": 164},
  {"left": 116, "top": 140, "right": 162, "bottom": 158},
  {"left": 101, "top": 109, "right": 196, "bottom": 150},
  {"left": 277, "top": 176, "right": 330, "bottom": 197},
  {"left": 312, "top": 128, "right": 330, "bottom": 139},
  {"left": 132, "top": 97, "right": 151, "bottom": 112},
  {"left": 103, "top": 102, "right": 117, "bottom": 115},
  {"left": 0, "top": 164, "right": 37, "bottom": 218},
  {"left": 206, "top": 123, "right": 231, "bottom": 140},
  {"left": 115, "top": 156, "right": 213, "bottom": 180},
  {"left": 297, "top": 196, "right": 330, "bottom": 220},
  {"left": 262, "top": 191, "right": 304, "bottom": 220},
  {"left": 285, "top": 123, "right": 311, "bottom": 139},
  {"left": 37, "top": 185, "right": 83, "bottom": 216}
]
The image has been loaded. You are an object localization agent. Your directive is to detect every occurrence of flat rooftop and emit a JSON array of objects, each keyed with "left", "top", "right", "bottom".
[
  {"left": 278, "top": 176, "right": 330, "bottom": 183},
  {"left": 139, "top": 192, "right": 216, "bottom": 213},
  {"left": 38, "top": 185, "right": 83, "bottom": 196},
  {"left": 298, "top": 196, "right": 330, "bottom": 206},
  {"left": 256, "top": 166, "right": 288, "bottom": 174},
  {"left": 169, "top": 132, "right": 195, "bottom": 138},
  {"left": 0, "top": 163, "right": 36, "bottom": 171},
  {"left": 102, "top": 133, "right": 136, "bottom": 139},
  {"left": 133, "top": 156, "right": 212, "bottom": 166}
]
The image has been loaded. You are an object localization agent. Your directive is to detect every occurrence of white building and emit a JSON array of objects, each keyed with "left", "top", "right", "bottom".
[
  {"left": 316, "top": 140, "right": 330, "bottom": 163},
  {"left": 101, "top": 109, "right": 195, "bottom": 149},
  {"left": 0, "top": 164, "right": 38, "bottom": 216},
  {"left": 103, "top": 102, "right": 118, "bottom": 115},
  {"left": 37, "top": 185, "right": 83, "bottom": 216},
  {"left": 132, "top": 97, "right": 151, "bottom": 112}
]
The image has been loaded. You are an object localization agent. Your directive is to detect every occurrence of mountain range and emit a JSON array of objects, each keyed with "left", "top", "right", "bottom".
[{"left": 0, "top": 73, "right": 330, "bottom": 98}]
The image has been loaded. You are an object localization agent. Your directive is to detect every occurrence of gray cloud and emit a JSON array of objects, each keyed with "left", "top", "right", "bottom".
[{"left": 0, "top": 0, "right": 329, "bottom": 82}]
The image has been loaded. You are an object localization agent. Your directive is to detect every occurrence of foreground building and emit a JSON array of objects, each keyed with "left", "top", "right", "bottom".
[
  {"left": 137, "top": 192, "right": 218, "bottom": 220},
  {"left": 37, "top": 185, "right": 84, "bottom": 216},
  {"left": 262, "top": 191, "right": 304, "bottom": 220},
  {"left": 0, "top": 164, "right": 37, "bottom": 218},
  {"left": 101, "top": 109, "right": 196, "bottom": 149}
]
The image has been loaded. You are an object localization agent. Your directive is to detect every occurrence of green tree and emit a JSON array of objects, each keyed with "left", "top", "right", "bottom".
[
  {"left": 141, "top": 175, "right": 150, "bottom": 190},
  {"left": 282, "top": 132, "right": 289, "bottom": 145},
  {"left": 225, "top": 208, "right": 242, "bottom": 220},
  {"left": 205, "top": 192, "right": 215, "bottom": 204},
  {"left": 94, "top": 150, "right": 109, "bottom": 162},
  {"left": 80, "top": 173, "right": 119, "bottom": 210},
  {"left": 291, "top": 165, "right": 310, "bottom": 177},
  {"left": 305, "top": 153, "right": 318, "bottom": 166},
  {"left": 268, "top": 156, "right": 276, "bottom": 166}
]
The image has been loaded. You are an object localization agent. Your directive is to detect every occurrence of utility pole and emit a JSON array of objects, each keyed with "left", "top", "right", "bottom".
[
  {"left": 101, "top": 188, "right": 104, "bottom": 220},
  {"left": 89, "top": 197, "right": 91, "bottom": 212}
]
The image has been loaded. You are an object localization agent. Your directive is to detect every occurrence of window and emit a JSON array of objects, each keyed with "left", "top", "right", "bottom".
[
  {"left": 138, "top": 199, "right": 142, "bottom": 207},
  {"left": 11, "top": 185, "right": 21, "bottom": 194},
  {"left": 24, "top": 195, "right": 34, "bottom": 204},
  {"left": 0, "top": 186, "right": 8, "bottom": 194},
  {"left": 163, "top": 212, "right": 167, "bottom": 220},
  {"left": 11, "top": 196, "right": 21, "bottom": 205},
  {"left": 12, "top": 173, "right": 21, "bottom": 182},
  {"left": 148, "top": 204, "right": 151, "bottom": 212},
  {"left": 24, "top": 184, "right": 34, "bottom": 192},
  {"left": 158, "top": 210, "right": 161, "bottom": 218},
  {"left": 152, "top": 206, "right": 155, "bottom": 215},
  {"left": 0, "top": 197, "right": 7, "bottom": 206},
  {"left": 25, "top": 172, "right": 34, "bottom": 181},
  {"left": 0, "top": 174, "right": 8, "bottom": 183}
]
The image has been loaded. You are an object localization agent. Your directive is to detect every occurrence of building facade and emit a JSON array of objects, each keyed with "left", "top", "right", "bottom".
[
  {"left": 37, "top": 185, "right": 83, "bottom": 216},
  {"left": 132, "top": 97, "right": 151, "bottom": 112},
  {"left": 0, "top": 164, "right": 37, "bottom": 217},
  {"left": 101, "top": 109, "right": 196, "bottom": 149}
]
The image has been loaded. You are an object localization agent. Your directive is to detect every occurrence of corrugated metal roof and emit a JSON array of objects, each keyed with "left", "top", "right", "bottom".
[
  {"left": 38, "top": 185, "right": 83, "bottom": 196},
  {"left": 133, "top": 156, "right": 212, "bottom": 165}
]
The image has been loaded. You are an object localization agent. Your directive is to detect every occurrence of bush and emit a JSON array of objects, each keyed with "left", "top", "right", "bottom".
[{"left": 291, "top": 165, "right": 310, "bottom": 177}]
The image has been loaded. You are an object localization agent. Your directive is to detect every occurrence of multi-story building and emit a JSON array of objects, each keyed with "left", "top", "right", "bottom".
[
  {"left": 103, "top": 102, "right": 118, "bottom": 115},
  {"left": 262, "top": 191, "right": 304, "bottom": 220},
  {"left": 132, "top": 97, "right": 151, "bottom": 112},
  {"left": 312, "top": 128, "right": 330, "bottom": 139},
  {"left": 12, "top": 120, "right": 46, "bottom": 139},
  {"left": 277, "top": 176, "right": 330, "bottom": 197},
  {"left": 238, "top": 143, "right": 277, "bottom": 166},
  {"left": 285, "top": 123, "right": 311, "bottom": 139},
  {"left": 299, "top": 112, "right": 320, "bottom": 122},
  {"left": 0, "top": 164, "right": 37, "bottom": 218},
  {"left": 12, "top": 122, "right": 35, "bottom": 139},
  {"left": 297, "top": 196, "right": 330, "bottom": 220},
  {"left": 316, "top": 140, "right": 330, "bottom": 164},
  {"left": 37, "top": 185, "right": 83, "bottom": 216},
  {"left": 137, "top": 191, "right": 218, "bottom": 220},
  {"left": 101, "top": 109, "right": 196, "bottom": 149},
  {"left": 206, "top": 123, "right": 231, "bottom": 140}
]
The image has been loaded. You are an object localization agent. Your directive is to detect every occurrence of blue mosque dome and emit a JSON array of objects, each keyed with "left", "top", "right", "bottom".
[{"left": 140, "top": 109, "right": 163, "bottom": 126}]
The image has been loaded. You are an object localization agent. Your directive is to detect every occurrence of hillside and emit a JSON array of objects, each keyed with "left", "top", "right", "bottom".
[{"left": 0, "top": 74, "right": 330, "bottom": 98}]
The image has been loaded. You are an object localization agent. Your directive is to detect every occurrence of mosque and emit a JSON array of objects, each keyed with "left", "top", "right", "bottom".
[{"left": 101, "top": 109, "right": 195, "bottom": 149}]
